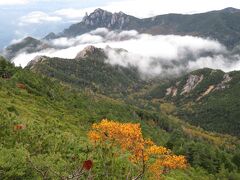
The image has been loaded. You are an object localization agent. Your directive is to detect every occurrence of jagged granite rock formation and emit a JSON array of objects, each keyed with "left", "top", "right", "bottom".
[
  {"left": 75, "top": 45, "right": 106, "bottom": 59},
  {"left": 27, "top": 56, "right": 48, "bottom": 69},
  {"left": 62, "top": 8, "right": 139, "bottom": 37}
]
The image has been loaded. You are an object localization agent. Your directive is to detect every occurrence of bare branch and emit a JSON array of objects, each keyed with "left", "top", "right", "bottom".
[
  {"left": 132, "top": 150, "right": 145, "bottom": 180},
  {"left": 27, "top": 157, "right": 49, "bottom": 180}
]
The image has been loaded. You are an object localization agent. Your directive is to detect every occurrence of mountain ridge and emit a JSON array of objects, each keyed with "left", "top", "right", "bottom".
[
  {"left": 23, "top": 45, "right": 240, "bottom": 136},
  {"left": 4, "top": 7, "right": 240, "bottom": 60},
  {"left": 3, "top": 37, "right": 50, "bottom": 60},
  {"left": 56, "top": 7, "right": 240, "bottom": 48},
  {"left": 26, "top": 46, "right": 143, "bottom": 96}
]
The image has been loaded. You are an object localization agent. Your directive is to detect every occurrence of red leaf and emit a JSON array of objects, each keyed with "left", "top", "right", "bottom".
[
  {"left": 14, "top": 124, "right": 26, "bottom": 131},
  {"left": 83, "top": 160, "right": 93, "bottom": 171}
]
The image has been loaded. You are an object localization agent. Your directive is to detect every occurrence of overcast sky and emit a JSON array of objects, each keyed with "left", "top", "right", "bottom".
[{"left": 1, "top": 0, "right": 240, "bottom": 49}]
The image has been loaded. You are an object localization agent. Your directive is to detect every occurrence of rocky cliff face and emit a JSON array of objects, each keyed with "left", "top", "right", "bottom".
[
  {"left": 82, "top": 9, "right": 131, "bottom": 29},
  {"left": 63, "top": 8, "right": 139, "bottom": 37},
  {"left": 27, "top": 56, "right": 48, "bottom": 69},
  {"left": 75, "top": 45, "right": 106, "bottom": 59},
  {"left": 163, "top": 70, "right": 233, "bottom": 101},
  {"left": 181, "top": 75, "right": 204, "bottom": 95}
]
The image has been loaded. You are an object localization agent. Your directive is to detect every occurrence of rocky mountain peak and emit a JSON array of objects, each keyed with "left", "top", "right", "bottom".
[
  {"left": 75, "top": 45, "right": 105, "bottom": 59},
  {"left": 93, "top": 8, "right": 108, "bottom": 14},
  {"left": 27, "top": 55, "right": 48, "bottom": 69},
  {"left": 82, "top": 8, "right": 130, "bottom": 29},
  {"left": 23, "top": 36, "right": 36, "bottom": 42}
]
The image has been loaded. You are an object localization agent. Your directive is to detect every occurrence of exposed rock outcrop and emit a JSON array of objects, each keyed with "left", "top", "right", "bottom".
[
  {"left": 82, "top": 8, "right": 131, "bottom": 29},
  {"left": 75, "top": 45, "right": 105, "bottom": 59},
  {"left": 181, "top": 74, "right": 204, "bottom": 95},
  {"left": 166, "top": 87, "right": 178, "bottom": 97},
  {"left": 216, "top": 74, "right": 232, "bottom": 90},
  {"left": 196, "top": 73, "right": 232, "bottom": 101},
  {"left": 27, "top": 56, "right": 48, "bottom": 69},
  {"left": 197, "top": 85, "right": 215, "bottom": 101}
]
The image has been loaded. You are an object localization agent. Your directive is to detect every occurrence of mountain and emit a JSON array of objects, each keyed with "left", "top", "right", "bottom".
[
  {"left": 144, "top": 68, "right": 240, "bottom": 136},
  {"left": 61, "top": 8, "right": 140, "bottom": 37},
  {"left": 1, "top": 55, "right": 240, "bottom": 179},
  {"left": 56, "top": 7, "right": 240, "bottom": 48},
  {"left": 42, "top": 32, "right": 59, "bottom": 40},
  {"left": 26, "top": 46, "right": 143, "bottom": 96},
  {"left": 4, "top": 7, "right": 240, "bottom": 61},
  {"left": 25, "top": 44, "right": 240, "bottom": 136},
  {"left": 3, "top": 37, "right": 50, "bottom": 60},
  {"left": 220, "top": 7, "right": 240, "bottom": 13}
]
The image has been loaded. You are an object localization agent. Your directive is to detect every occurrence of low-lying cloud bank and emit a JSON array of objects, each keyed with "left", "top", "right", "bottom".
[{"left": 13, "top": 28, "right": 240, "bottom": 77}]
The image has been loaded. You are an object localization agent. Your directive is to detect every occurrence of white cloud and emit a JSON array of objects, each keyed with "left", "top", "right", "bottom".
[
  {"left": 19, "top": 11, "right": 62, "bottom": 25},
  {"left": 103, "top": 0, "right": 240, "bottom": 17},
  {"left": 54, "top": 8, "right": 92, "bottom": 19},
  {"left": 51, "top": 35, "right": 104, "bottom": 47},
  {"left": 51, "top": 0, "right": 240, "bottom": 20},
  {"left": 50, "top": 28, "right": 139, "bottom": 47},
  {"left": 0, "top": 0, "right": 28, "bottom": 5},
  {"left": 12, "top": 28, "right": 240, "bottom": 77}
]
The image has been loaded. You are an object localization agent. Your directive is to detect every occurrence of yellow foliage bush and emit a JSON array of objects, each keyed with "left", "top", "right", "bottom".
[{"left": 88, "top": 119, "right": 187, "bottom": 179}]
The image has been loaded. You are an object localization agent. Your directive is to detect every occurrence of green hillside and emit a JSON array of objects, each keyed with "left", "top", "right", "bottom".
[
  {"left": 26, "top": 47, "right": 144, "bottom": 97},
  {"left": 1, "top": 56, "right": 240, "bottom": 179},
  {"left": 26, "top": 47, "right": 240, "bottom": 137},
  {"left": 145, "top": 68, "right": 240, "bottom": 136}
]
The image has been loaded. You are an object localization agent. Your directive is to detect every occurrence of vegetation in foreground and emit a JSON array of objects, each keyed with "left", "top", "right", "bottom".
[{"left": 1, "top": 57, "right": 240, "bottom": 179}]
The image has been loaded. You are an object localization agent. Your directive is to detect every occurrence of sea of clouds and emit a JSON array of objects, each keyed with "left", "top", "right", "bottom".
[{"left": 12, "top": 28, "right": 240, "bottom": 77}]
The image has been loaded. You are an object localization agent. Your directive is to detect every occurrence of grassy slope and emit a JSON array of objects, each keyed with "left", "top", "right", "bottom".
[
  {"left": 1, "top": 59, "right": 240, "bottom": 179},
  {"left": 26, "top": 54, "right": 143, "bottom": 97},
  {"left": 0, "top": 65, "right": 170, "bottom": 179}
]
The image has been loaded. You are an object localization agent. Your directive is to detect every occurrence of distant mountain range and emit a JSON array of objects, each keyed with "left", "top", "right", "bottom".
[
  {"left": 3, "top": 7, "right": 240, "bottom": 60},
  {"left": 3, "top": 37, "right": 50, "bottom": 60},
  {"left": 53, "top": 7, "right": 240, "bottom": 48}
]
